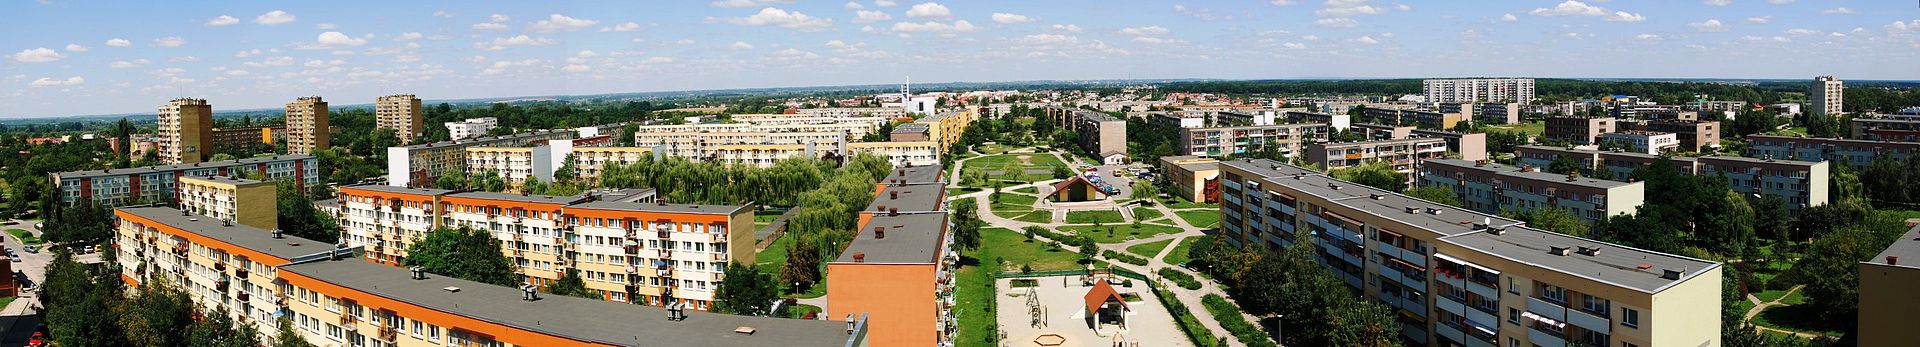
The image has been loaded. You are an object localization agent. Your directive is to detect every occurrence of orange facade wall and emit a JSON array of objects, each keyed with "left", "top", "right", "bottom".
[
  {"left": 279, "top": 270, "right": 621, "bottom": 347},
  {"left": 826, "top": 262, "right": 935, "bottom": 347}
]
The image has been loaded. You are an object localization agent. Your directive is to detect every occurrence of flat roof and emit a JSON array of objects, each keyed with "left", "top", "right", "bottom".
[
  {"left": 403, "top": 129, "right": 574, "bottom": 150},
  {"left": 1440, "top": 228, "right": 1720, "bottom": 293},
  {"left": 1867, "top": 224, "right": 1920, "bottom": 270},
  {"left": 1696, "top": 155, "right": 1825, "bottom": 167},
  {"left": 119, "top": 206, "right": 337, "bottom": 261},
  {"left": 181, "top": 175, "right": 271, "bottom": 186},
  {"left": 867, "top": 183, "right": 944, "bottom": 213},
  {"left": 1424, "top": 159, "right": 1634, "bottom": 190},
  {"left": 568, "top": 199, "right": 747, "bottom": 215},
  {"left": 1218, "top": 158, "right": 1320, "bottom": 180},
  {"left": 447, "top": 191, "right": 590, "bottom": 205},
  {"left": 55, "top": 155, "right": 315, "bottom": 179},
  {"left": 341, "top": 184, "right": 456, "bottom": 196},
  {"left": 834, "top": 212, "right": 949, "bottom": 264},
  {"left": 281, "top": 259, "right": 855, "bottom": 347},
  {"left": 891, "top": 123, "right": 930, "bottom": 133},
  {"left": 880, "top": 165, "right": 944, "bottom": 186}
]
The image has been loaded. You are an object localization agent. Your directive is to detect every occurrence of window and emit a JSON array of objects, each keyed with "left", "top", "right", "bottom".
[
  {"left": 1541, "top": 284, "right": 1566, "bottom": 304},
  {"left": 1621, "top": 308, "right": 1640, "bottom": 328},
  {"left": 1508, "top": 308, "right": 1520, "bottom": 325},
  {"left": 428, "top": 325, "right": 441, "bottom": 342}
]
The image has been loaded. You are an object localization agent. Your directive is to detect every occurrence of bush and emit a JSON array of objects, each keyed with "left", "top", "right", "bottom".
[
  {"left": 1102, "top": 250, "right": 1148, "bottom": 266},
  {"left": 1157, "top": 286, "right": 1221, "bottom": 347},
  {"left": 1203, "top": 294, "right": 1279, "bottom": 347},
  {"left": 1160, "top": 267, "right": 1202, "bottom": 290}
]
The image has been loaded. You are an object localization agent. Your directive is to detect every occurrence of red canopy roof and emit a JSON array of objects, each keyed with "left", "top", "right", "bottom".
[{"left": 1082, "top": 280, "right": 1129, "bottom": 314}]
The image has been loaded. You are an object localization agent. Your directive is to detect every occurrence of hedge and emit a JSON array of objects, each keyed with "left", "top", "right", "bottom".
[{"left": 1159, "top": 267, "right": 1202, "bottom": 290}]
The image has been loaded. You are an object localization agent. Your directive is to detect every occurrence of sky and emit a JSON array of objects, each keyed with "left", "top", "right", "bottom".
[{"left": 2, "top": 0, "right": 1918, "bottom": 118}]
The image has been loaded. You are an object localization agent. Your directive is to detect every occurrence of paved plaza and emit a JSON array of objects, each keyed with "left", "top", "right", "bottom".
[{"left": 994, "top": 276, "right": 1192, "bottom": 347}]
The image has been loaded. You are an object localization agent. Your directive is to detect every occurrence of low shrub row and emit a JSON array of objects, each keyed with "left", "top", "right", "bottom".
[
  {"left": 1159, "top": 267, "right": 1201, "bottom": 290},
  {"left": 1102, "top": 250, "right": 1148, "bottom": 266},
  {"left": 1203, "top": 294, "right": 1279, "bottom": 347}
]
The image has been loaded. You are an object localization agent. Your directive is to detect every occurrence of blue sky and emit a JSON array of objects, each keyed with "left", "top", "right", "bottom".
[{"left": 3, "top": 0, "right": 1917, "bottom": 118}]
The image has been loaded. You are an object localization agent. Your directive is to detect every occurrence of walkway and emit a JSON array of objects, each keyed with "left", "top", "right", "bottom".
[{"left": 1741, "top": 285, "right": 1822, "bottom": 339}]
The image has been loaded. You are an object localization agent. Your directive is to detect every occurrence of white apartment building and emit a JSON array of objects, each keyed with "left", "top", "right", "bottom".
[
  {"left": 1423, "top": 78, "right": 1537, "bottom": 105},
  {"left": 1597, "top": 131, "right": 1680, "bottom": 155},
  {"left": 1812, "top": 76, "right": 1844, "bottom": 117},
  {"left": 444, "top": 117, "right": 498, "bottom": 140}
]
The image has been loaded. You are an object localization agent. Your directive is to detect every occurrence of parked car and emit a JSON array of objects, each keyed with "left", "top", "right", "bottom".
[{"left": 24, "top": 245, "right": 37, "bottom": 253}]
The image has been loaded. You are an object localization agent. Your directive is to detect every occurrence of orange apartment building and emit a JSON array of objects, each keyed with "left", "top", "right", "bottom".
[{"left": 828, "top": 164, "right": 955, "bottom": 347}]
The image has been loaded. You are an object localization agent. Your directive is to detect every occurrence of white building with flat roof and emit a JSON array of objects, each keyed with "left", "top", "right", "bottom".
[{"left": 446, "top": 117, "right": 498, "bottom": 140}]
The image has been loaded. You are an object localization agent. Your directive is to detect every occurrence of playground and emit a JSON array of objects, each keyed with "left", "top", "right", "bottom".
[{"left": 993, "top": 273, "right": 1191, "bottom": 347}]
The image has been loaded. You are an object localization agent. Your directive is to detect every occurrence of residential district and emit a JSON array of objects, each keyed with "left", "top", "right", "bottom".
[{"left": 4, "top": 76, "right": 1919, "bottom": 347}]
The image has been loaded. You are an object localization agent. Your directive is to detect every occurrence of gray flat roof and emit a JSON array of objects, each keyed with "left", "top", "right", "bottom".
[
  {"left": 403, "top": 129, "right": 574, "bottom": 150},
  {"left": 1219, "top": 158, "right": 1320, "bottom": 180},
  {"left": 880, "top": 165, "right": 944, "bottom": 185},
  {"left": 891, "top": 123, "right": 929, "bottom": 133},
  {"left": 281, "top": 259, "right": 855, "bottom": 347},
  {"left": 120, "top": 206, "right": 337, "bottom": 261},
  {"left": 867, "top": 183, "right": 944, "bottom": 213},
  {"left": 183, "top": 175, "right": 271, "bottom": 186},
  {"left": 447, "top": 191, "right": 590, "bottom": 205},
  {"left": 1867, "top": 224, "right": 1920, "bottom": 270},
  {"left": 1424, "top": 159, "right": 1635, "bottom": 190},
  {"left": 568, "top": 200, "right": 747, "bottom": 215},
  {"left": 1440, "top": 228, "right": 1720, "bottom": 293},
  {"left": 1697, "top": 155, "right": 1824, "bottom": 167},
  {"left": 55, "top": 155, "right": 315, "bottom": 179},
  {"left": 835, "top": 212, "right": 948, "bottom": 263},
  {"left": 341, "top": 184, "right": 456, "bottom": 196}
]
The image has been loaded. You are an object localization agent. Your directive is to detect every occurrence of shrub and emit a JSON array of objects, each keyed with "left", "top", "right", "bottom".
[
  {"left": 1160, "top": 267, "right": 1202, "bottom": 290},
  {"left": 1102, "top": 250, "right": 1148, "bottom": 266},
  {"left": 1203, "top": 294, "right": 1280, "bottom": 347}
]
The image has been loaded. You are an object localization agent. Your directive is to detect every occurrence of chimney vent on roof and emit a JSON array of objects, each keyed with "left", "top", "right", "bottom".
[
  {"left": 1550, "top": 246, "right": 1572, "bottom": 256},
  {"left": 1488, "top": 226, "right": 1506, "bottom": 235},
  {"left": 845, "top": 314, "right": 858, "bottom": 335},
  {"left": 222, "top": 219, "right": 233, "bottom": 227},
  {"left": 888, "top": 207, "right": 898, "bottom": 216},
  {"left": 1426, "top": 207, "right": 1441, "bottom": 215},
  {"left": 1370, "top": 194, "right": 1383, "bottom": 200},
  {"left": 734, "top": 326, "right": 757, "bottom": 335},
  {"left": 442, "top": 286, "right": 460, "bottom": 293},
  {"left": 1404, "top": 207, "right": 1418, "bottom": 214},
  {"left": 272, "top": 229, "right": 283, "bottom": 239},
  {"left": 1888, "top": 256, "right": 1900, "bottom": 265},
  {"left": 521, "top": 283, "right": 539, "bottom": 301},
  {"left": 852, "top": 252, "right": 866, "bottom": 263},
  {"left": 890, "top": 191, "right": 899, "bottom": 200},
  {"left": 875, "top": 227, "right": 886, "bottom": 239},
  {"left": 1661, "top": 269, "right": 1685, "bottom": 280},
  {"left": 1329, "top": 183, "right": 1342, "bottom": 190},
  {"left": 410, "top": 266, "right": 426, "bottom": 280},
  {"left": 1576, "top": 246, "right": 1601, "bottom": 256}
]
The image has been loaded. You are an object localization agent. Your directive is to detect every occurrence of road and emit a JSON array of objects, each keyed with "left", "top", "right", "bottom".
[{"left": 0, "top": 220, "right": 49, "bottom": 346}]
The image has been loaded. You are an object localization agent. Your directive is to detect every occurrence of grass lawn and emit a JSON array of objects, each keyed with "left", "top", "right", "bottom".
[
  {"left": 1752, "top": 289, "right": 1794, "bottom": 303},
  {"left": 980, "top": 227, "right": 1091, "bottom": 272},
  {"left": 5, "top": 229, "right": 40, "bottom": 245},
  {"left": 752, "top": 210, "right": 783, "bottom": 230},
  {"left": 1131, "top": 207, "right": 1165, "bottom": 221},
  {"left": 1161, "top": 198, "right": 1217, "bottom": 210},
  {"left": 1165, "top": 237, "right": 1201, "bottom": 266},
  {"left": 1728, "top": 298, "right": 1755, "bottom": 317},
  {"left": 989, "top": 193, "right": 1038, "bottom": 211},
  {"left": 960, "top": 154, "right": 1068, "bottom": 186},
  {"left": 1126, "top": 239, "right": 1174, "bottom": 258},
  {"left": 1012, "top": 186, "right": 1038, "bottom": 194},
  {"left": 1175, "top": 211, "right": 1221, "bottom": 228},
  {"left": 786, "top": 303, "right": 822, "bottom": 319},
  {"left": 975, "top": 143, "right": 1019, "bottom": 155},
  {"left": 1753, "top": 304, "right": 1846, "bottom": 337},
  {"left": 1060, "top": 224, "right": 1185, "bottom": 244},
  {"left": 755, "top": 236, "right": 792, "bottom": 276},
  {"left": 1064, "top": 210, "right": 1126, "bottom": 224},
  {"left": 947, "top": 187, "right": 980, "bottom": 196},
  {"left": 1487, "top": 121, "right": 1545, "bottom": 136},
  {"left": 1013, "top": 210, "right": 1054, "bottom": 223}
]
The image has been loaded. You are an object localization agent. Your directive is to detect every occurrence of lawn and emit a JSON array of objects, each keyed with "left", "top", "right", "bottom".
[
  {"left": 786, "top": 303, "right": 822, "bottom": 319},
  {"left": 975, "top": 143, "right": 1020, "bottom": 155},
  {"left": 1165, "top": 237, "right": 1202, "bottom": 266},
  {"left": 960, "top": 154, "right": 1068, "bottom": 187},
  {"left": 947, "top": 187, "right": 980, "bottom": 197},
  {"left": 988, "top": 193, "right": 1038, "bottom": 211},
  {"left": 1012, "top": 210, "right": 1054, "bottom": 223},
  {"left": 1752, "top": 288, "right": 1797, "bottom": 303},
  {"left": 1126, "top": 239, "right": 1174, "bottom": 258},
  {"left": 1064, "top": 210, "right": 1126, "bottom": 224},
  {"left": 1131, "top": 207, "right": 1165, "bottom": 222},
  {"left": 752, "top": 210, "right": 783, "bottom": 230},
  {"left": 755, "top": 235, "right": 791, "bottom": 274},
  {"left": 1487, "top": 121, "right": 1545, "bottom": 136},
  {"left": 1161, "top": 197, "right": 1218, "bottom": 210},
  {"left": 1753, "top": 304, "right": 1846, "bottom": 337},
  {"left": 1060, "top": 224, "right": 1185, "bottom": 244},
  {"left": 5, "top": 229, "right": 40, "bottom": 245},
  {"left": 1175, "top": 211, "right": 1221, "bottom": 228},
  {"left": 0, "top": 297, "right": 13, "bottom": 311},
  {"left": 979, "top": 227, "right": 1090, "bottom": 272},
  {"left": 954, "top": 226, "right": 1088, "bottom": 347},
  {"left": 1012, "top": 186, "right": 1038, "bottom": 194}
]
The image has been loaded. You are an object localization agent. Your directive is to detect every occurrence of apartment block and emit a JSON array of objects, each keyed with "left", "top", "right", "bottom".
[
  {"left": 1176, "top": 123, "right": 1328, "bottom": 158},
  {"left": 1543, "top": 116, "right": 1615, "bottom": 145},
  {"left": 1284, "top": 110, "right": 1353, "bottom": 130},
  {"left": 1418, "top": 159, "right": 1645, "bottom": 224},
  {"left": 1153, "top": 112, "right": 1209, "bottom": 129},
  {"left": 1423, "top": 78, "right": 1537, "bottom": 105},
  {"left": 1515, "top": 145, "right": 1600, "bottom": 173},
  {"left": 178, "top": 176, "right": 279, "bottom": 230},
  {"left": 1697, "top": 156, "right": 1829, "bottom": 211},
  {"left": 52, "top": 155, "right": 318, "bottom": 207},
  {"left": 1857, "top": 224, "right": 1920, "bottom": 347},
  {"left": 1217, "top": 159, "right": 1721, "bottom": 347},
  {"left": 210, "top": 125, "right": 283, "bottom": 148},
  {"left": 1305, "top": 137, "right": 1451, "bottom": 175},
  {"left": 1159, "top": 155, "right": 1220, "bottom": 203},
  {"left": 1744, "top": 134, "right": 1920, "bottom": 169},
  {"left": 158, "top": 98, "right": 215, "bottom": 164},
  {"left": 1850, "top": 114, "right": 1920, "bottom": 142},
  {"left": 1410, "top": 129, "right": 1490, "bottom": 162},
  {"left": 444, "top": 117, "right": 498, "bottom": 140},
  {"left": 1473, "top": 103, "right": 1522, "bottom": 125},
  {"left": 1812, "top": 76, "right": 1843, "bottom": 117},
  {"left": 377, "top": 94, "right": 425, "bottom": 140},
  {"left": 387, "top": 129, "right": 577, "bottom": 187},
  {"left": 1517, "top": 145, "right": 1700, "bottom": 181},
  {"left": 1044, "top": 106, "right": 1128, "bottom": 164},
  {"left": 830, "top": 165, "right": 954, "bottom": 347},
  {"left": 336, "top": 185, "right": 749, "bottom": 310},
  {"left": 285, "top": 96, "right": 331, "bottom": 155},
  {"left": 888, "top": 123, "right": 930, "bottom": 142},
  {"left": 1625, "top": 120, "right": 1720, "bottom": 152},
  {"left": 1364, "top": 108, "right": 1466, "bottom": 130},
  {"left": 847, "top": 141, "right": 940, "bottom": 167},
  {"left": 114, "top": 205, "right": 864, "bottom": 347},
  {"left": 1597, "top": 131, "right": 1680, "bottom": 155},
  {"left": 795, "top": 107, "right": 907, "bottom": 119},
  {"left": 915, "top": 108, "right": 978, "bottom": 153}
]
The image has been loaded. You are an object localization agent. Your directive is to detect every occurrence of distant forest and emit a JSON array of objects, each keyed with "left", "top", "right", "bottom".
[{"left": 1160, "top": 78, "right": 1920, "bottom": 113}]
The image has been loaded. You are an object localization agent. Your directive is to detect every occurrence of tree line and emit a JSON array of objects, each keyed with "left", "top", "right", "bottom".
[{"left": 1185, "top": 236, "right": 1403, "bottom": 347}]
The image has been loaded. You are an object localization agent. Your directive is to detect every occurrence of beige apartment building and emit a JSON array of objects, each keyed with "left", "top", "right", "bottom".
[
  {"left": 1305, "top": 137, "right": 1451, "bottom": 176},
  {"left": 158, "top": 98, "right": 215, "bottom": 164},
  {"left": 1218, "top": 159, "right": 1721, "bottom": 347},
  {"left": 1858, "top": 224, "right": 1920, "bottom": 347},
  {"left": 1513, "top": 145, "right": 1828, "bottom": 213},
  {"left": 1418, "top": 159, "right": 1645, "bottom": 224},
  {"left": 1159, "top": 155, "right": 1220, "bottom": 203},
  {"left": 1543, "top": 116, "right": 1615, "bottom": 145},
  {"left": 1812, "top": 76, "right": 1843, "bottom": 117},
  {"left": 177, "top": 176, "right": 279, "bottom": 230},
  {"left": 377, "top": 94, "right": 425, "bottom": 140},
  {"left": 285, "top": 96, "right": 330, "bottom": 155}
]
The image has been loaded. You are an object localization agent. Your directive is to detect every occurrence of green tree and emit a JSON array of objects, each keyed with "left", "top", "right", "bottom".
[
  {"left": 1504, "top": 207, "right": 1590, "bottom": 237},
  {"left": 476, "top": 169, "right": 508, "bottom": 192},
  {"left": 1753, "top": 195, "right": 1790, "bottom": 241},
  {"left": 42, "top": 251, "right": 126, "bottom": 346},
  {"left": 1076, "top": 236, "right": 1098, "bottom": 260},
  {"left": 403, "top": 227, "right": 522, "bottom": 287},
  {"left": 121, "top": 279, "right": 197, "bottom": 346},
  {"left": 1330, "top": 161, "right": 1405, "bottom": 192},
  {"left": 546, "top": 268, "right": 597, "bottom": 299},
  {"left": 1129, "top": 181, "right": 1160, "bottom": 201},
  {"left": 780, "top": 232, "right": 825, "bottom": 293},
  {"left": 950, "top": 198, "right": 983, "bottom": 251},
  {"left": 553, "top": 153, "right": 579, "bottom": 184},
  {"left": 277, "top": 180, "right": 339, "bottom": 243},
  {"left": 522, "top": 175, "right": 549, "bottom": 195},
  {"left": 435, "top": 169, "right": 469, "bottom": 190},
  {"left": 273, "top": 318, "right": 318, "bottom": 347},
  {"left": 713, "top": 262, "right": 780, "bottom": 316},
  {"left": 1546, "top": 155, "right": 1581, "bottom": 175},
  {"left": 1403, "top": 186, "right": 1461, "bottom": 208}
]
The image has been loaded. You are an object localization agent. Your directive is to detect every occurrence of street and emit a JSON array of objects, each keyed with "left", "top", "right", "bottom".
[{"left": 0, "top": 220, "right": 48, "bottom": 347}]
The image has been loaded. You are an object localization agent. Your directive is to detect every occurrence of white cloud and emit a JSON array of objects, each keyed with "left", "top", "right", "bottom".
[
  {"left": 433, "top": 10, "right": 456, "bottom": 18},
  {"left": 604, "top": 22, "right": 642, "bottom": 32},
  {"left": 171, "top": 56, "right": 200, "bottom": 62},
  {"left": 1703, "top": 0, "right": 1730, "bottom": 5},
  {"left": 1051, "top": 24, "right": 1082, "bottom": 33},
  {"left": 105, "top": 38, "right": 130, "bottom": 47},
  {"left": 1891, "top": 20, "right": 1920, "bottom": 32},
  {"left": 905, "top": 2, "right": 951, "bottom": 18},
  {"left": 243, "top": 56, "right": 294, "bottom": 67},
  {"left": 1689, "top": 19, "right": 1729, "bottom": 32},
  {"left": 772, "top": 48, "right": 819, "bottom": 59},
  {"left": 1017, "top": 34, "right": 1078, "bottom": 45},
  {"left": 153, "top": 36, "right": 187, "bottom": 47},
  {"left": 1270, "top": 0, "right": 1297, "bottom": 5},
  {"left": 1747, "top": 16, "right": 1772, "bottom": 24},
  {"left": 1501, "top": 13, "right": 1518, "bottom": 22},
  {"left": 890, "top": 20, "right": 976, "bottom": 33},
  {"left": 1636, "top": 34, "right": 1663, "bottom": 41},
  {"left": 29, "top": 77, "right": 84, "bottom": 87},
  {"left": 874, "top": 0, "right": 897, "bottom": 7},
  {"left": 732, "top": 41, "right": 755, "bottom": 49},
  {"left": 314, "top": 32, "right": 369, "bottom": 47},
  {"left": 1281, "top": 42, "right": 1306, "bottom": 49},
  {"left": 64, "top": 44, "right": 86, "bottom": 52},
  {"left": 991, "top": 13, "right": 1033, "bottom": 24},
  {"left": 254, "top": 10, "right": 296, "bottom": 25},
  {"left": 1784, "top": 28, "right": 1821, "bottom": 36},
  {"left": 1314, "top": 18, "right": 1359, "bottom": 27},
  {"left": 13, "top": 48, "right": 64, "bottom": 62},
  {"left": 853, "top": 10, "right": 892, "bottom": 23},
  {"left": 1317, "top": 0, "right": 1391, "bottom": 17},
  {"left": 844, "top": 2, "right": 865, "bottom": 9},
  {"left": 304, "top": 59, "right": 344, "bottom": 67},
  {"left": 711, "top": 0, "right": 793, "bottom": 8},
  {"left": 532, "top": 14, "right": 599, "bottom": 32},
  {"left": 711, "top": 8, "right": 833, "bottom": 31},
  {"left": 226, "top": 70, "right": 251, "bottom": 76},
  {"left": 316, "top": 23, "right": 336, "bottom": 30},
  {"left": 575, "top": 50, "right": 597, "bottom": 58},
  {"left": 489, "top": 14, "right": 510, "bottom": 22},
  {"left": 1132, "top": 37, "right": 1183, "bottom": 44},
  {"left": 109, "top": 59, "right": 149, "bottom": 68},
  {"left": 1767, "top": 0, "right": 1792, "bottom": 4},
  {"left": 206, "top": 15, "right": 239, "bottom": 26},
  {"left": 475, "top": 35, "right": 557, "bottom": 50},
  {"left": 1821, "top": 7, "right": 1853, "bottom": 15},
  {"left": 1529, "top": 1, "right": 1644, "bottom": 22},
  {"left": 562, "top": 64, "right": 591, "bottom": 72},
  {"left": 1119, "top": 26, "right": 1169, "bottom": 36},
  {"left": 473, "top": 22, "right": 510, "bottom": 30},
  {"left": 1352, "top": 35, "right": 1380, "bottom": 44}
]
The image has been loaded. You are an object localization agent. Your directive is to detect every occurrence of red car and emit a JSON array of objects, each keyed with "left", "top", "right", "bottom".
[{"left": 28, "top": 331, "right": 45, "bottom": 347}]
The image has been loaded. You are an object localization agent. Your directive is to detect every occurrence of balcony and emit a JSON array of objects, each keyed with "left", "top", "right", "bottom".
[
  {"left": 1527, "top": 326, "right": 1567, "bottom": 347},
  {"left": 1527, "top": 297, "right": 1568, "bottom": 322},
  {"left": 339, "top": 313, "right": 358, "bottom": 331},
  {"left": 378, "top": 325, "right": 397, "bottom": 342},
  {"left": 1566, "top": 307, "right": 1610, "bottom": 333}
]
